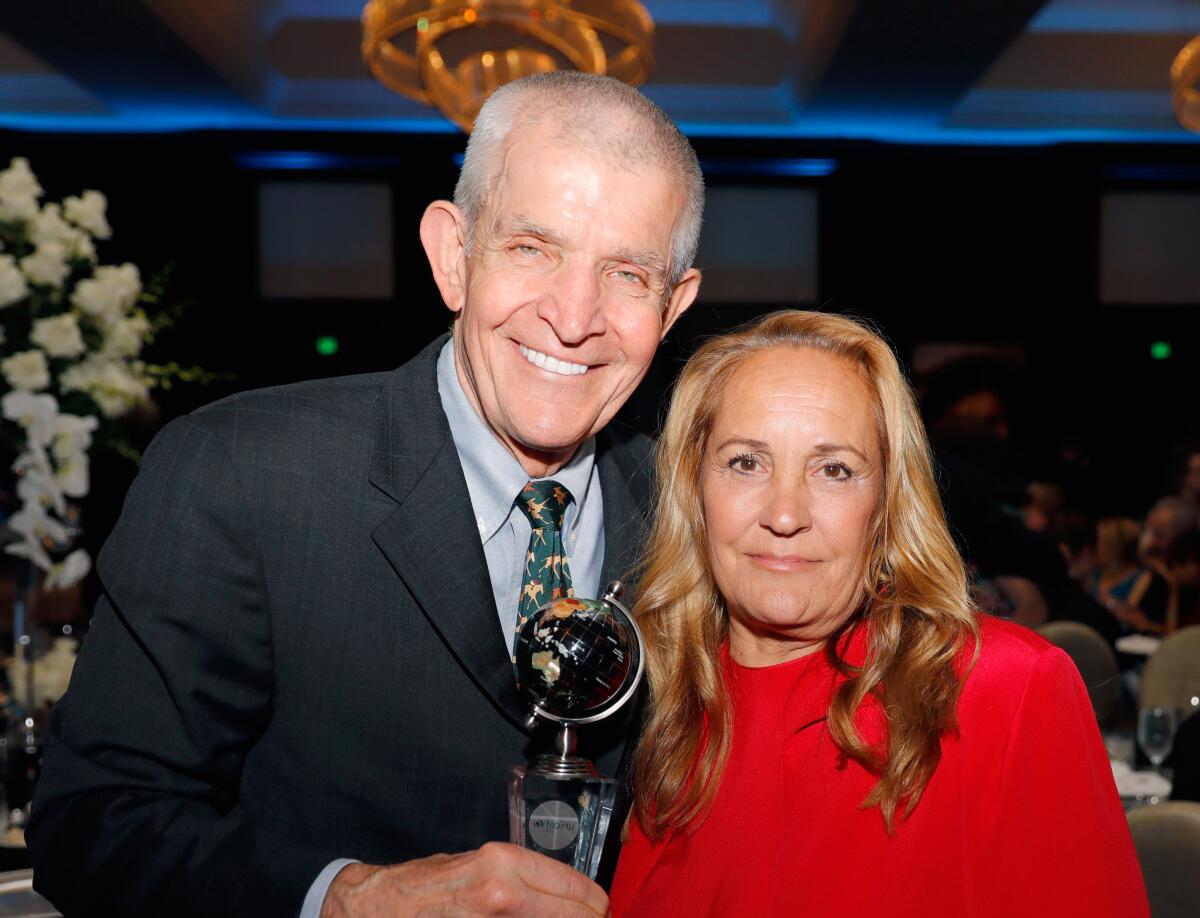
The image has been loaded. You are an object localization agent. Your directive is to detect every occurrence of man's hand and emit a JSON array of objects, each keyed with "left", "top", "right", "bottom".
[{"left": 320, "top": 842, "right": 609, "bottom": 917}]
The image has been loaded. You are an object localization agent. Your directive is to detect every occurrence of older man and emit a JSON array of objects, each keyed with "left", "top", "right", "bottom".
[{"left": 27, "top": 73, "right": 702, "bottom": 917}]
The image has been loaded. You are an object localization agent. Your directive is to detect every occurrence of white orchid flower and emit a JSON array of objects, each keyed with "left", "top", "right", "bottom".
[
  {"left": 0, "top": 349, "right": 50, "bottom": 391},
  {"left": 44, "top": 548, "right": 91, "bottom": 590},
  {"left": 63, "top": 190, "right": 112, "bottom": 240},
  {"left": 0, "top": 191, "right": 39, "bottom": 223},
  {"left": 50, "top": 413, "right": 98, "bottom": 461},
  {"left": 29, "top": 203, "right": 77, "bottom": 247},
  {"left": 70, "top": 273, "right": 123, "bottom": 325},
  {"left": 16, "top": 466, "right": 66, "bottom": 516},
  {"left": 19, "top": 239, "right": 70, "bottom": 289},
  {"left": 4, "top": 502, "right": 69, "bottom": 572},
  {"left": 94, "top": 263, "right": 141, "bottom": 311},
  {"left": 2, "top": 390, "right": 58, "bottom": 445},
  {"left": 0, "top": 161, "right": 41, "bottom": 224},
  {"left": 0, "top": 253, "right": 29, "bottom": 307},
  {"left": 12, "top": 447, "right": 52, "bottom": 478},
  {"left": 72, "top": 231, "right": 96, "bottom": 262},
  {"left": 0, "top": 157, "right": 43, "bottom": 199},
  {"left": 60, "top": 356, "right": 150, "bottom": 418},
  {"left": 54, "top": 450, "right": 89, "bottom": 499},
  {"left": 5, "top": 534, "right": 53, "bottom": 572},
  {"left": 7, "top": 502, "right": 70, "bottom": 543},
  {"left": 31, "top": 312, "right": 87, "bottom": 358},
  {"left": 103, "top": 314, "right": 151, "bottom": 357}
]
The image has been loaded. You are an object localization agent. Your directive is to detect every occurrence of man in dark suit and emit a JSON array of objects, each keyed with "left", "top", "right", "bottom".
[{"left": 27, "top": 73, "right": 702, "bottom": 917}]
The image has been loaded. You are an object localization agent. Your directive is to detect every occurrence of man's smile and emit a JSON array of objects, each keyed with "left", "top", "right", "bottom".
[{"left": 518, "top": 342, "right": 590, "bottom": 376}]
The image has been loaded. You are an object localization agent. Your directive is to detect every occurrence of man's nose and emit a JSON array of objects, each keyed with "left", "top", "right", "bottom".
[
  {"left": 537, "top": 262, "right": 606, "bottom": 345},
  {"left": 760, "top": 477, "right": 813, "bottom": 537}
]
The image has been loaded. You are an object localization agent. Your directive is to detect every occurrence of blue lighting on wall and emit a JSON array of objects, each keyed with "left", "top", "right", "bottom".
[
  {"left": 1105, "top": 163, "right": 1200, "bottom": 182},
  {"left": 235, "top": 151, "right": 403, "bottom": 171},
  {"left": 701, "top": 158, "right": 838, "bottom": 178}
]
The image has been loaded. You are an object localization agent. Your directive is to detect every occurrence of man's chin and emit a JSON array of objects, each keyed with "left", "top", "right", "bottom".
[{"left": 515, "top": 422, "right": 601, "bottom": 458}]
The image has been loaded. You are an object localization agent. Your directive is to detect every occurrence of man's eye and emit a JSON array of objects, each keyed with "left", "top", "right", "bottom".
[
  {"left": 514, "top": 244, "right": 541, "bottom": 257},
  {"left": 614, "top": 270, "right": 643, "bottom": 284}
]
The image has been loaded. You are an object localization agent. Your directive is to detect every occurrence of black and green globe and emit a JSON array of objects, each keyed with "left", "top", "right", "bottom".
[{"left": 514, "top": 596, "right": 640, "bottom": 721}]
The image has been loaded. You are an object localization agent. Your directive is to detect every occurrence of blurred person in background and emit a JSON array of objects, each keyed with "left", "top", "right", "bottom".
[
  {"left": 921, "top": 359, "right": 1119, "bottom": 644},
  {"left": 1020, "top": 481, "right": 1062, "bottom": 533},
  {"left": 1164, "top": 529, "right": 1200, "bottom": 631},
  {"left": 1113, "top": 496, "right": 1199, "bottom": 635},
  {"left": 1178, "top": 447, "right": 1200, "bottom": 513},
  {"left": 1053, "top": 510, "right": 1097, "bottom": 586},
  {"left": 1089, "top": 517, "right": 1145, "bottom": 608},
  {"left": 1140, "top": 495, "right": 1197, "bottom": 571}
]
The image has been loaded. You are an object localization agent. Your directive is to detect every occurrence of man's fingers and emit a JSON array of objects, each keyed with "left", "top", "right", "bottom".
[
  {"left": 476, "top": 842, "right": 609, "bottom": 917},
  {"left": 326, "top": 846, "right": 609, "bottom": 917}
]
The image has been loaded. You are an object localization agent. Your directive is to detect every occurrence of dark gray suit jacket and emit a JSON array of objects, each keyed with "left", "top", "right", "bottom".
[{"left": 27, "top": 336, "right": 652, "bottom": 916}]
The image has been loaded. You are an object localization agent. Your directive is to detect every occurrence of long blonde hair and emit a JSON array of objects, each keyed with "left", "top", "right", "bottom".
[{"left": 631, "top": 310, "right": 980, "bottom": 838}]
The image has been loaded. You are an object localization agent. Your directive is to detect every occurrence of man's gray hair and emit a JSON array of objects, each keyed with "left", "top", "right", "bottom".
[
  {"left": 453, "top": 71, "right": 704, "bottom": 287},
  {"left": 1149, "top": 495, "right": 1199, "bottom": 532}
]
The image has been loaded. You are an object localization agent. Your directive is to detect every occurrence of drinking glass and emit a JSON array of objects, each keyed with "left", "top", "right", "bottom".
[{"left": 1137, "top": 707, "right": 1176, "bottom": 769}]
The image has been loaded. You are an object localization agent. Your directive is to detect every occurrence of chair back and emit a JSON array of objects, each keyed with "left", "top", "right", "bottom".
[
  {"left": 1127, "top": 802, "right": 1200, "bottom": 918},
  {"left": 1036, "top": 620, "right": 1120, "bottom": 726},
  {"left": 1141, "top": 625, "right": 1200, "bottom": 716},
  {"left": 0, "top": 870, "right": 60, "bottom": 916}
]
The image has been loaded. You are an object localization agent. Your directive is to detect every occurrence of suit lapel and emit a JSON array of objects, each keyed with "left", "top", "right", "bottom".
[
  {"left": 597, "top": 425, "right": 652, "bottom": 602},
  {"left": 369, "top": 337, "right": 527, "bottom": 729}
]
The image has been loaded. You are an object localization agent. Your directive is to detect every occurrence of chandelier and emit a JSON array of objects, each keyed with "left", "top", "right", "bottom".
[
  {"left": 1172, "top": 35, "right": 1200, "bottom": 132},
  {"left": 362, "top": 0, "right": 654, "bottom": 132}
]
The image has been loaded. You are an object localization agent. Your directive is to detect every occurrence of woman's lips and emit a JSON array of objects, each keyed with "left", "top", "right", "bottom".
[{"left": 747, "top": 554, "right": 824, "bottom": 572}]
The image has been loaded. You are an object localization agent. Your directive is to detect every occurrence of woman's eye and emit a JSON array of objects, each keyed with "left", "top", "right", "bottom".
[
  {"left": 728, "top": 454, "right": 759, "bottom": 473},
  {"left": 820, "top": 462, "right": 853, "bottom": 480}
]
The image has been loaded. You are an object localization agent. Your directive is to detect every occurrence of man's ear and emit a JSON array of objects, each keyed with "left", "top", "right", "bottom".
[
  {"left": 420, "top": 200, "right": 468, "bottom": 314},
  {"left": 660, "top": 267, "right": 701, "bottom": 339}
]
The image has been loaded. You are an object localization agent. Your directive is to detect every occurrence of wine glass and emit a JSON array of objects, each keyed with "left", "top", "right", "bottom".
[{"left": 1137, "top": 707, "right": 1176, "bottom": 770}]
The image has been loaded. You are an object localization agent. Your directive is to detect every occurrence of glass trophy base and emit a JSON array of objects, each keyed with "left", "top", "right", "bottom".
[{"left": 507, "top": 758, "right": 617, "bottom": 879}]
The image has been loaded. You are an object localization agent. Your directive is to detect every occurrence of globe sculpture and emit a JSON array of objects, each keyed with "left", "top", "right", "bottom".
[{"left": 513, "top": 590, "right": 642, "bottom": 725}]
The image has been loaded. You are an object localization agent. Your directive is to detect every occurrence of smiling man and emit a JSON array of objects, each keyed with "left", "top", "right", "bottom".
[{"left": 27, "top": 73, "right": 702, "bottom": 918}]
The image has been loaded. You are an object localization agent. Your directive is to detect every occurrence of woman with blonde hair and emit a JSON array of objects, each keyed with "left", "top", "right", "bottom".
[{"left": 611, "top": 310, "right": 1145, "bottom": 916}]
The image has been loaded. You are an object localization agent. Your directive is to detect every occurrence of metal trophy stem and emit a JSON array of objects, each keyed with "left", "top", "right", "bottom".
[{"left": 534, "top": 724, "right": 595, "bottom": 778}]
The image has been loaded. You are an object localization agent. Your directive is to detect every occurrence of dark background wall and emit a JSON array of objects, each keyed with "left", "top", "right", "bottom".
[{"left": 4, "top": 129, "right": 1198, "bottom": 560}]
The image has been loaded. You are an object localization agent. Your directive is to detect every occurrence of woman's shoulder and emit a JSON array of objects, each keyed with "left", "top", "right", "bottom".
[
  {"left": 957, "top": 614, "right": 1076, "bottom": 709},
  {"left": 975, "top": 612, "right": 1055, "bottom": 659}
]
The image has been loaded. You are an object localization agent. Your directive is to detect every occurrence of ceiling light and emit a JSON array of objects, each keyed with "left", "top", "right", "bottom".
[{"left": 362, "top": 1, "right": 654, "bottom": 132}]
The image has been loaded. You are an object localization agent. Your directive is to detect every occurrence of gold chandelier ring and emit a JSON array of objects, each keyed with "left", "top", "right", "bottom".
[
  {"left": 420, "top": 9, "right": 607, "bottom": 130},
  {"left": 1172, "top": 35, "right": 1200, "bottom": 132},
  {"left": 362, "top": 1, "right": 654, "bottom": 129}
]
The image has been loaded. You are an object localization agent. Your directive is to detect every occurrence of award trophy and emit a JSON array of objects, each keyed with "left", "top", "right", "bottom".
[{"left": 507, "top": 581, "right": 644, "bottom": 879}]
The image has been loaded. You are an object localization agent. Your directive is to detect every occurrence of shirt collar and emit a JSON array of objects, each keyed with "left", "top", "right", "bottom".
[{"left": 437, "top": 340, "right": 597, "bottom": 543}]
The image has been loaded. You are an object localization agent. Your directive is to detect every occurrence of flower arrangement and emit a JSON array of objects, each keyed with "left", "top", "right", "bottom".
[{"left": 1, "top": 156, "right": 198, "bottom": 589}]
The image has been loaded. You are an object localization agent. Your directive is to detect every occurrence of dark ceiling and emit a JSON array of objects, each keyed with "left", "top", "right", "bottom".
[{"left": 1, "top": 0, "right": 1200, "bottom": 143}]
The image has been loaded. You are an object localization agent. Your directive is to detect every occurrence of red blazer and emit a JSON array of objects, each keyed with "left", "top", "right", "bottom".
[{"left": 611, "top": 616, "right": 1148, "bottom": 917}]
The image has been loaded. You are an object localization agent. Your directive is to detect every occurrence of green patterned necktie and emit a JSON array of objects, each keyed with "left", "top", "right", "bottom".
[{"left": 514, "top": 479, "right": 575, "bottom": 654}]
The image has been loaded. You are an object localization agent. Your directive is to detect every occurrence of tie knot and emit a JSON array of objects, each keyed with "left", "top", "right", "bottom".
[{"left": 517, "top": 479, "right": 572, "bottom": 530}]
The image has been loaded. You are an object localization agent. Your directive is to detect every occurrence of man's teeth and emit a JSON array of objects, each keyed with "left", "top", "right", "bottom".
[{"left": 519, "top": 344, "right": 588, "bottom": 376}]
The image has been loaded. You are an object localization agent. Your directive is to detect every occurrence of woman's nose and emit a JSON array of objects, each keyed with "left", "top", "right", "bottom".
[{"left": 760, "top": 478, "right": 812, "bottom": 537}]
